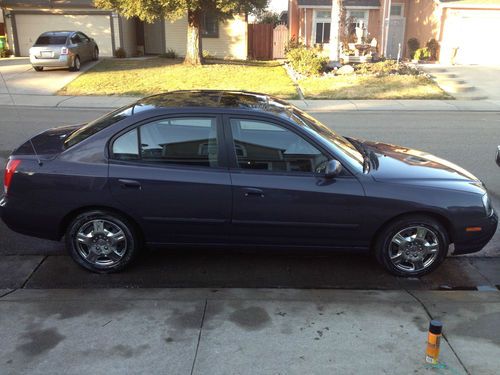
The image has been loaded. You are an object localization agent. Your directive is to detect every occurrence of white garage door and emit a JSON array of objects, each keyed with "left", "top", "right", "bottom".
[
  {"left": 441, "top": 10, "right": 500, "bottom": 65},
  {"left": 15, "top": 13, "right": 113, "bottom": 57}
]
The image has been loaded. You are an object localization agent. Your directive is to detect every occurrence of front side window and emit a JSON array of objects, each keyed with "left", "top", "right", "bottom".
[
  {"left": 112, "top": 117, "right": 219, "bottom": 168},
  {"left": 230, "top": 119, "right": 328, "bottom": 174}
]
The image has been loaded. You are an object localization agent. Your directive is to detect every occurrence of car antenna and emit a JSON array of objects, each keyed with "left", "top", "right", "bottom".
[{"left": 0, "top": 64, "right": 43, "bottom": 166}]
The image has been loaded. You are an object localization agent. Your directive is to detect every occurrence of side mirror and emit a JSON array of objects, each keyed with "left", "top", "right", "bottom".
[
  {"left": 325, "top": 159, "right": 342, "bottom": 179},
  {"left": 496, "top": 146, "right": 500, "bottom": 167}
]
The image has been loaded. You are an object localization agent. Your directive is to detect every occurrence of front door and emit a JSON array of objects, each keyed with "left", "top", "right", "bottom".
[
  {"left": 108, "top": 115, "right": 232, "bottom": 244},
  {"left": 386, "top": 18, "right": 406, "bottom": 59},
  {"left": 226, "top": 116, "right": 366, "bottom": 248}
]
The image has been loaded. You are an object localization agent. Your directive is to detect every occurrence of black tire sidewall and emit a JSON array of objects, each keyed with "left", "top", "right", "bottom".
[
  {"left": 375, "top": 216, "right": 448, "bottom": 277},
  {"left": 72, "top": 56, "right": 80, "bottom": 71},
  {"left": 66, "top": 210, "right": 137, "bottom": 273}
]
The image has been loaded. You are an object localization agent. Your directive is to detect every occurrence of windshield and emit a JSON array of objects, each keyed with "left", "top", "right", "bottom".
[
  {"left": 64, "top": 107, "right": 134, "bottom": 149},
  {"left": 35, "top": 35, "right": 68, "bottom": 45},
  {"left": 289, "top": 109, "right": 364, "bottom": 168}
]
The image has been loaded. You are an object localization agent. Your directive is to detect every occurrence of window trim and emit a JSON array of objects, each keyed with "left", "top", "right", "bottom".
[
  {"left": 312, "top": 9, "right": 332, "bottom": 45},
  {"left": 223, "top": 114, "right": 352, "bottom": 178},
  {"left": 390, "top": 3, "right": 405, "bottom": 18},
  {"left": 108, "top": 114, "right": 228, "bottom": 171}
]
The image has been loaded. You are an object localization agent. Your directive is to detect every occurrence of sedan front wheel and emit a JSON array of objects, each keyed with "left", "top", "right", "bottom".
[
  {"left": 66, "top": 210, "right": 138, "bottom": 273},
  {"left": 374, "top": 215, "right": 449, "bottom": 277}
]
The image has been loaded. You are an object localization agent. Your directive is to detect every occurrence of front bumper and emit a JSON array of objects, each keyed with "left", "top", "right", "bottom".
[
  {"left": 453, "top": 210, "right": 498, "bottom": 255},
  {"left": 30, "top": 55, "right": 72, "bottom": 68}
]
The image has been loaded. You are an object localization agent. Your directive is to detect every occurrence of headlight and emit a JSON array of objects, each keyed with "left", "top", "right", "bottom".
[{"left": 482, "top": 194, "right": 493, "bottom": 216}]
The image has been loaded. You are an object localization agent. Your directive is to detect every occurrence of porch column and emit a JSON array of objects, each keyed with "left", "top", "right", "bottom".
[{"left": 329, "top": 0, "right": 341, "bottom": 63}]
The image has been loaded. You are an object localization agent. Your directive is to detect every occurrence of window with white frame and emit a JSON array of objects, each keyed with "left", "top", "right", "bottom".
[
  {"left": 390, "top": 4, "right": 404, "bottom": 17},
  {"left": 346, "top": 9, "right": 369, "bottom": 43},
  {"left": 314, "top": 10, "right": 331, "bottom": 44}
]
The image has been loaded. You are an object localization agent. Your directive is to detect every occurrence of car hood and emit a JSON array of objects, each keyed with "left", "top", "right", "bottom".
[{"left": 361, "top": 140, "right": 480, "bottom": 183}]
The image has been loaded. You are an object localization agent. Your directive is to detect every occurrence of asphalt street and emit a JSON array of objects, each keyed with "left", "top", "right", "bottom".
[{"left": 0, "top": 107, "right": 499, "bottom": 289}]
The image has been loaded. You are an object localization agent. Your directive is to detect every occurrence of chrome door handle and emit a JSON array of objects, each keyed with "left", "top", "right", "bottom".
[{"left": 242, "top": 187, "right": 264, "bottom": 198}]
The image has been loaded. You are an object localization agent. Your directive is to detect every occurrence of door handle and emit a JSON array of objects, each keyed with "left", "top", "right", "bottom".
[
  {"left": 118, "top": 179, "right": 142, "bottom": 189},
  {"left": 242, "top": 187, "right": 264, "bottom": 198}
]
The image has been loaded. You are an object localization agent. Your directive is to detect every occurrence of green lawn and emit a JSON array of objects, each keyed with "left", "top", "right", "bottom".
[
  {"left": 58, "top": 58, "right": 299, "bottom": 99},
  {"left": 298, "top": 75, "right": 451, "bottom": 100}
]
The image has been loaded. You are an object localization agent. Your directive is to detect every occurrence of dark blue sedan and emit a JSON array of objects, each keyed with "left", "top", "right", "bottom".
[{"left": 1, "top": 91, "right": 497, "bottom": 276}]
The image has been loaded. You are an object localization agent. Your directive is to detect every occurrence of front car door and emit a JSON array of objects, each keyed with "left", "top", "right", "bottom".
[
  {"left": 108, "top": 114, "right": 232, "bottom": 245},
  {"left": 225, "top": 115, "right": 367, "bottom": 249}
]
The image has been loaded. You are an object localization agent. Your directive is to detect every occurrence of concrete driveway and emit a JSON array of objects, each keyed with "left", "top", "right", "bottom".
[
  {"left": 0, "top": 57, "right": 97, "bottom": 95},
  {"left": 447, "top": 65, "right": 500, "bottom": 100}
]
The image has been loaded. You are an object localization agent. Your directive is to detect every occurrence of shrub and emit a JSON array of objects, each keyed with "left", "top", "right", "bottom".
[
  {"left": 0, "top": 48, "right": 13, "bottom": 58},
  {"left": 160, "top": 48, "right": 177, "bottom": 58},
  {"left": 286, "top": 46, "right": 328, "bottom": 76},
  {"left": 114, "top": 48, "right": 126, "bottom": 58},
  {"left": 355, "top": 60, "right": 420, "bottom": 76},
  {"left": 407, "top": 38, "right": 420, "bottom": 59},
  {"left": 414, "top": 47, "right": 431, "bottom": 61},
  {"left": 284, "top": 36, "right": 304, "bottom": 54},
  {"left": 426, "top": 39, "right": 439, "bottom": 61}
]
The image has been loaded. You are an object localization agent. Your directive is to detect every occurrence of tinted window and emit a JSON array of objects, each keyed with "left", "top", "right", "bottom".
[
  {"left": 77, "top": 32, "right": 90, "bottom": 42},
  {"left": 230, "top": 119, "right": 328, "bottom": 173},
  {"left": 35, "top": 35, "right": 68, "bottom": 45},
  {"left": 64, "top": 106, "right": 134, "bottom": 149},
  {"left": 112, "top": 129, "right": 139, "bottom": 160},
  {"left": 70, "top": 34, "right": 81, "bottom": 44},
  {"left": 139, "top": 118, "right": 218, "bottom": 167}
]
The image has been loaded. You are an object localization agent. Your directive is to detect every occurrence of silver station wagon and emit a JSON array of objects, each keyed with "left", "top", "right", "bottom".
[{"left": 29, "top": 31, "right": 99, "bottom": 72}]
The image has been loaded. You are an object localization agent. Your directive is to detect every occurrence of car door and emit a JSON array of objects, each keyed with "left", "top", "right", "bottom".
[
  {"left": 69, "top": 33, "right": 84, "bottom": 60},
  {"left": 77, "top": 32, "right": 92, "bottom": 61},
  {"left": 225, "top": 115, "right": 367, "bottom": 248},
  {"left": 108, "top": 114, "right": 232, "bottom": 244}
]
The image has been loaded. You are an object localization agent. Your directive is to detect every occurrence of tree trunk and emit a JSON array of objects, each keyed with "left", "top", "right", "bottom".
[{"left": 185, "top": 9, "right": 203, "bottom": 65}]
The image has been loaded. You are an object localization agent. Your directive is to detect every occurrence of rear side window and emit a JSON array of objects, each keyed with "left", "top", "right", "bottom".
[
  {"left": 35, "top": 35, "right": 68, "bottom": 45},
  {"left": 111, "top": 117, "right": 219, "bottom": 167}
]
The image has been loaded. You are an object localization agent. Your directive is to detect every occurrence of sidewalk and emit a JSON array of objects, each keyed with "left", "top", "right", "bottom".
[
  {"left": 0, "top": 287, "right": 498, "bottom": 374},
  {"left": 2, "top": 93, "right": 500, "bottom": 111}
]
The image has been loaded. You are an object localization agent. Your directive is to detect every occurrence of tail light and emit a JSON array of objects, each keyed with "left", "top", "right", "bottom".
[
  {"left": 60, "top": 47, "right": 69, "bottom": 55},
  {"left": 4, "top": 159, "right": 21, "bottom": 194}
]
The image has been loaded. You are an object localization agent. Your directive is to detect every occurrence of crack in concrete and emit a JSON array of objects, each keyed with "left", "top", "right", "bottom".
[{"left": 190, "top": 299, "right": 208, "bottom": 375}]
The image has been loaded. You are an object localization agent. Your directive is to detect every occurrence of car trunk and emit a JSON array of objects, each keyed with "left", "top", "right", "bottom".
[{"left": 30, "top": 45, "right": 64, "bottom": 60}]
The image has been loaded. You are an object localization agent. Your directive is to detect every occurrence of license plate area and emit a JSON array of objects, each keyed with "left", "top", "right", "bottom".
[{"left": 40, "top": 51, "right": 54, "bottom": 58}]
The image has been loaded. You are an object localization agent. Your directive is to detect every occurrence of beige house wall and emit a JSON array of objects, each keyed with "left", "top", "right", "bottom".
[
  {"left": 405, "top": 0, "right": 441, "bottom": 57},
  {"left": 119, "top": 16, "right": 136, "bottom": 57},
  {"left": 164, "top": 14, "right": 247, "bottom": 60}
]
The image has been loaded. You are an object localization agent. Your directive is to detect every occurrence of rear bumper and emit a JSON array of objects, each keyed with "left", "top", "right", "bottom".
[
  {"left": 30, "top": 55, "right": 72, "bottom": 68},
  {"left": 453, "top": 210, "right": 498, "bottom": 255},
  {"left": 0, "top": 195, "right": 61, "bottom": 241}
]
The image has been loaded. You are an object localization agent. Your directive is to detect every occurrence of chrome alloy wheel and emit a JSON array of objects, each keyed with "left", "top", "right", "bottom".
[
  {"left": 75, "top": 219, "right": 127, "bottom": 266},
  {"left": 388, "top": 225, "right": 440, "bottom": 273}
]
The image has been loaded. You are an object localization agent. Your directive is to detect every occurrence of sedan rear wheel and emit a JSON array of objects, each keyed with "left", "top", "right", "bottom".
[
  {"left": 66, "top": 210, "right": 138, "bottom": 273},
  {"left": 374, "top": 215, "right": 448, "bottom": 277},
  {"left": 92, "top": 47, "right": 99, "bottom": 61},
  {"left": 70, "top": 55, "right": 81, "bottom": 71}
]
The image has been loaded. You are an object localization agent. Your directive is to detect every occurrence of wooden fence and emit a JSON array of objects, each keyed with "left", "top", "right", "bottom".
[{"left": 248, "top": 24, "right": 288, "bottom": 60}]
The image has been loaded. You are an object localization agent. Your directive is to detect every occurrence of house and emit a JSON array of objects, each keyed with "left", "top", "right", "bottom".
[
  {"left": 0, "top": 0, "right": 247, "bottom": 59},
  {"left": 288, "top": 0, "right": 500, "bottom": 64}
]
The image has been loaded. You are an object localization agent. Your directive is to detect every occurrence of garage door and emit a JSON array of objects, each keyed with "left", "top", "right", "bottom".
[
  {"left": 14, "top": 13, "right": 113, "bottom": 57},
  {"left": 441, "top": 9, "right": 500, "bottom": 65}
]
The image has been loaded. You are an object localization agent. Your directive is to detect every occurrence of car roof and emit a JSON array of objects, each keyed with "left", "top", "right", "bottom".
[{"left": 133, "top": 90, "right": 296, "bottom": 118}]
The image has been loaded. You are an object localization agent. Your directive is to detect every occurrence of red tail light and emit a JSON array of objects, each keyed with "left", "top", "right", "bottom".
[
  {"left": 4, "top": 159, "right": 21, "bottom": 194},
  {"left": 61, "top": 47, "right": 69, "bottom": 55}
]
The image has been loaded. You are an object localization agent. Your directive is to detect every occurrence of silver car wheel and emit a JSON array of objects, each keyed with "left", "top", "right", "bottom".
[
  {"left": 75, "top": 219, "right": 127, "bottom": 266},
  {"left": 388, "top": 225, "right": 440, "bottom": 273}
]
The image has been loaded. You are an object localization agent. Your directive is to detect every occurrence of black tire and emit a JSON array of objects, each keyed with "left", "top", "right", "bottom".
[
  {"left": 65, "top": 210, "right": 139, "bottom": 273},
  {"left": 70, "top": 56, "right": 81, "bottom": 71},
  {"left": 92, "top": 47, "right": 99, "bottom": 61},
  {"left": 374, "top": 215, "right": 449, "bottom": 277},
  {"left": 33, "top": 66, "right": 43, "bottom": 72}
]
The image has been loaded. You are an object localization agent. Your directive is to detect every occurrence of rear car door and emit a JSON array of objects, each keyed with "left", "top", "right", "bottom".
[
  {"left": 77, "top": 32, "right": 92, "bottom": 61},
  {"left": 108, "top": 114, "right": 232, "bottom": 244},
  {"left": 226, "top": 115, "right": 366, "bottom": 248}
]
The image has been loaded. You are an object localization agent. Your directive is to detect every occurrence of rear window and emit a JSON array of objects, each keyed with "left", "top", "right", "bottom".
[
  {"left": 64, "top": 107, "right": 133, "bottom": 149},
  {"left": 35, "top": 35, "right": 68, "bottom": 45}
]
